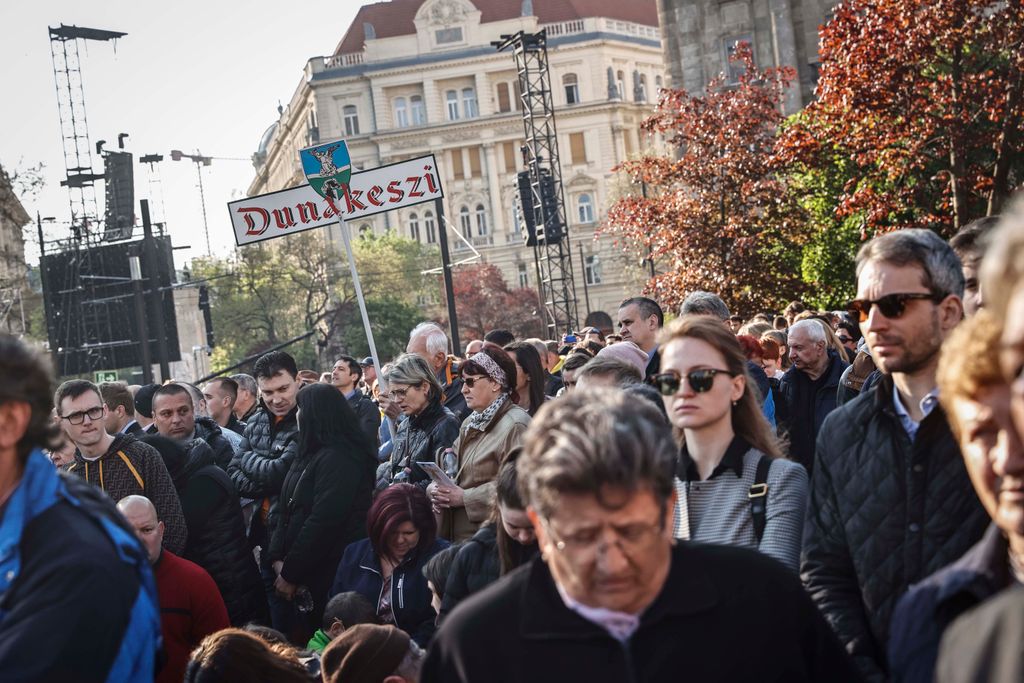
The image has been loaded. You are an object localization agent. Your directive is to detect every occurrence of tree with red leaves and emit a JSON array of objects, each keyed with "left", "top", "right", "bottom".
[
  {"left": 445, "top": 263, "right": 544, "bottom": 342},
  {"left": 780, "top": 0, "right": 1024, "bottom": 233},
  {"left": 605, "top": 43, "right": 809, "bottom": 316}
]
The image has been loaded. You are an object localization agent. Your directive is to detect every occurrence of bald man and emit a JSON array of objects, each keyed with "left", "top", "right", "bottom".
[{"left": 118, "top": 496, "right": 229, "bottom": 683}]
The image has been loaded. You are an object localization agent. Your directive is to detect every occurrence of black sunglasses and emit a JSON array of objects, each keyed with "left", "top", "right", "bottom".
[
  {"left": 846, "top": 292, "right": 944, "bottom": 323},
  {"left": 650, "top": 369, "right": 733, "bottom": 396}
]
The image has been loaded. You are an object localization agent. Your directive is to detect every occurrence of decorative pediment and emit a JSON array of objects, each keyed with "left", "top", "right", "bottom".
[{"left": 416, "top": 0, "right": 478, "bottom": 26}]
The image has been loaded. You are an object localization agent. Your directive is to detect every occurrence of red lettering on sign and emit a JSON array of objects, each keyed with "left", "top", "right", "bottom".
[
  {"left": 424, "top": 166, "right": 439, "bottom": 194},
  {"left": 272, "top": 208, "right": 297, "bottom": 229},
  {"left": 386, "top": 180, "right": 405, "bottom": 203},
  {"left": 296, "top": 201, "right": 320, "bottom": 224},
  {"left": 237, "top": 207, "right": 270, "bottom": 235},
  {"left": 366, "top": 185, "right": 384, "bottom": 206},
  {"left": 343, "top": 185, "right": 367, "bottom": 212},
  {"left": 323, "top": 201, "right": 339, "bottom": 219},
  {"left": 407, "top": 176, "right": 424, "bottom": 198}
]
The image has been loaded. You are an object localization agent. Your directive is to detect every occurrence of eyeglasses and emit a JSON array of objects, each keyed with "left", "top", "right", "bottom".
[
  {"left": 388, "top": 384, "right": 420, "bottom": 400},
  {"left": 540, "top": 515, "right": 664, "bottom": 562},
  {"left": 61, "top": 406, "right": 104, "bottom": 425},
  {"left": 836, "top": 335, "right": 854, "bottom": 344},
  {"left": 650, "top": 368, "right": 733, "bottom": 396},
  {"left": 462, "top": 376, "right": 491, "bottom": 388},
  {"left": 846, "top": 292, "right": 944, "bottom": 323}
]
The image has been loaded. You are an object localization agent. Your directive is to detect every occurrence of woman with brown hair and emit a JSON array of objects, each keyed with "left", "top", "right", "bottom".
[
  {"left": 184, "top": 628, "right": 313, "bottom": 683},
  {"left": 652, "top": 315, "right": 808, "bottom": 571},
  {"left": 427, "top": 345, "right": 531, "bottom": 542}
]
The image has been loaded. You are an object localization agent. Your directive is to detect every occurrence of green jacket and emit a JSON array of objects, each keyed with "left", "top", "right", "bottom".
[{"left": 307, "top": 629, "right": 331, "bottom": 653}]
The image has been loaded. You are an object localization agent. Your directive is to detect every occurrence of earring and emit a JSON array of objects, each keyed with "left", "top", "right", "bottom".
[{"left": 732, "top": 400, "right": 738, "bottom": 407}]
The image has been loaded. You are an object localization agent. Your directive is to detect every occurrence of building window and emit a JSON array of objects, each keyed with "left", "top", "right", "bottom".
[
  {"left": 475, "top": 204, "right": 488, "bottom": 235},
  {"left": 723, "top": 35, "right": 754, "bottom": 83},
  {"left": 468, "top": 147, "right": 481, "bottom": 177},
  {"left": 446, "top": 90, "right": 460, "bottom": 120},
  {"left": 462, "top": 87, "right": 478, "bottom": 118},
  {"left": 563, "top": 73, "right": 579, "bottom": 105},
  {"left": 497, "top": 83, "right": 510, "bottom": 113},
  {"left": 511, "top": 203, "right": 522, "bottom": 236},
  {"left": 410, "top": 95, "right": 426, "bottom": 125},
  {"left": 358, "top": 223, "right": 372, "bottom": 236},
  {"left": 343, "top": 105, "right": 360, "bottom": 136},
  {"left": 436, "top": 27, "right": 463, "bottom": 44},
  {"left": 638, "top": 74, "right": 648, "bottom": 103},
  {"left": 408, "top": 212, "right": 421, "bottom": 242},
  {"left": 655, "top": 74, "right": 663, "bottom": 92},
  {"left": 394, "top": 97, "right": 409, "bottom": 128},
  {"left": 585, "top": 255, "right": 603, "bottom": 285},
  {"left": 459, "top": 206, "right": 472, "bottom": 241},
  {"left": 517, "top": 262, "right": 529, "bottom": 288},
  {"left": 513, "top": 80, "right": 522, "bottom": 108},
  {"left": 569, "top": 132, "right": 587, "bottom": 165},
  {"left": 577, "top": 193, "right": 595, "bottom": 224},
  {"left": 502, "top": 141, "right": 518, "bottom": 173},
  {"left": 424, "top": 210, "right": 437, "bottom": 243},
  {"left": 616, "top": 70, "right": 625, "bottom": 100}
]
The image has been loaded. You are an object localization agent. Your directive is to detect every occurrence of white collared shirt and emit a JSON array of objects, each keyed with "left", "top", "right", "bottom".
[
  {"left": 892, "top": 384, "right": 939, "bottom": 441},
  {"left": 555, "top": 581, "right": 640, "bottom": 642}
]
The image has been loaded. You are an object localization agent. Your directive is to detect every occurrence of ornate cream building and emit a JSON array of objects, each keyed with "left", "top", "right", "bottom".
[{"left": 248, "top": 0, "right": 666, "bottom": 324}]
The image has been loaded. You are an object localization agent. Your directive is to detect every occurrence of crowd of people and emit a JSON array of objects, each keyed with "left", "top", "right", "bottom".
[{"left": 3, "top": 206, "right": 1024, "bottom": 682}]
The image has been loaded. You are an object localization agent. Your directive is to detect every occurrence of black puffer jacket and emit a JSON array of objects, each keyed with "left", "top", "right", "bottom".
[
  {"left": 227, "top": 406, "right": 300, "bottom": 546},
  {"left": 268, "top": 442, "right": 376, "bottom": 616},
  {"left": 347, "top": 391, "right": 382, "bottom": 448},
  {"left": 382, "top": 399, "right": 460, "bottom": 487},
  {"left": 177, "top": 439, "right": 268, "bottom": 626},
  {"left": 801, "top": 374, "right": 988, "bottom": 682},
  {"left": 194, "top": 416, "right": 236, "bottom": 471},
  {"left": 440, "top": 524, "right": 498, "bottom": 620}
]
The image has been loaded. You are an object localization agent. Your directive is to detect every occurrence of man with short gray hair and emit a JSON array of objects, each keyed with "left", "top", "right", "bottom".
[
  {"left": 575, "top": 356, "right": 643, "bottom": 391},
  {"left": 407, "top": 322, "right": 467, "bottom": 421},
  {"left": 423, "top": 390, "right": 857, "bottom": 682},
  {"left": 802, "top": 228, "right": 988, "bottom": 681},
  {"left": 230, "top": 373, "right": 259, "bottom": 423},
  {"left": 778, "top": 319, "right": 847, "bottom": 473},
  {"left": 679, "top": 290, "right": 731, "bottom": 321}
]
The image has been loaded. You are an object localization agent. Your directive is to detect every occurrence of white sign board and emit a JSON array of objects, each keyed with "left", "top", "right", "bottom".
[{"left": 227, "top": 155, "right": 444, "bottom": 246}]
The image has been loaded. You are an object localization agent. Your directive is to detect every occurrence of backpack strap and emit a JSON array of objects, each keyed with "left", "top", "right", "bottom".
[{"left": 748, "top": 455, "right": 771, "bottom": 544}]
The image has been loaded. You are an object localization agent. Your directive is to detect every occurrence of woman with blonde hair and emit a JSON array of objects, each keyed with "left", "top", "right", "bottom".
[{"left": 653, "top": 315, "right": 808, "bottom": 571}]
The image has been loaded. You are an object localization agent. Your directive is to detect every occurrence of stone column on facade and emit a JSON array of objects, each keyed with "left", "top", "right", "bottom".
[
  {"left": 474, "top": 71, "right": 491, "bottom": 117},
  {"left": 483, "top": 143, "right": 505, "bottom": 242},
  {"left": 768, "top": 0, "right": 802, "bottom": 114},
  {"left": 423, "top": 79, "right": 438, "bottom": 125}
]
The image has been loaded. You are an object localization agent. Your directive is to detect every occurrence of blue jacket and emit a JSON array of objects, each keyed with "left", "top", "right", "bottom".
[
  {"left": 330, "top": 537, "right": 449, "bottom": 645},
  {"left": 889, "top": 523, "right": 1011, "bottom": 683},
  {"left": 0, "top": 449, "right": 161, "bottom": 682}
]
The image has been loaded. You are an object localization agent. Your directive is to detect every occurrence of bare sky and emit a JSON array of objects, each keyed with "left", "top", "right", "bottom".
[{"left": 0, "top": 1, "right": 361, "bottom": 266}]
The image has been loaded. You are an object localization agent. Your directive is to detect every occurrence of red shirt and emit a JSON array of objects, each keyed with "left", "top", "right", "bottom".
[{"left": 153, "top": 550, "right": 230, "bottom": 683}]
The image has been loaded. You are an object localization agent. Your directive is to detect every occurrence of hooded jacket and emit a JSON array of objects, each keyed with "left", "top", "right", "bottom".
[
  {"left": 66, "top": 432, "right": 188, "bottom": 554},
  {"left": 193, "top": 416, "right": 236, "bottom": 471}
]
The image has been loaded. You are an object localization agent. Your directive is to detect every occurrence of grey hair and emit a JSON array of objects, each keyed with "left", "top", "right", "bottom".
[
  {"left": 576, "top": 357, "right": 643, "bottom": 386},
  {"left": 524, "top": 337, "right": 549, "bottom": 361},
  {"left": 789, "top": 318, "right": 827, "bottom": 344},
  {"left": 679, "top": 291, "right": 731, "bottom": 320},
  {"left": 230, "top": 373, "right": 258, "bottom": 397},
  {"left": 855, "top": 228, "right": 965, "bottom": 298},
  {"left": 385, "top": 353, "right": 443, "bottom": 401},
  {"left": 980, "top": 197, "right": 1024, "bottom": 319},
  {"left": 519, "top": 389, "right": 676, "bottom": 519},
  {"left": 409, "top": 322, "right": 450, "bottom": 357}
]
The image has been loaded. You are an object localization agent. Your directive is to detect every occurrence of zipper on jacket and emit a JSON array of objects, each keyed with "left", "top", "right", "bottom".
[
  {"left": 620, "top": 640, "right": 638, "bottom": 683},
  {"left": 397, "top": 574, "right": 405, "bottom": 609}
]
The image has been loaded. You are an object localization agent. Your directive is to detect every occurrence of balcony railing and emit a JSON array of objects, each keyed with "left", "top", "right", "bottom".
[{"left": 326, "top": 51, "right": 364, "bottom": 69}]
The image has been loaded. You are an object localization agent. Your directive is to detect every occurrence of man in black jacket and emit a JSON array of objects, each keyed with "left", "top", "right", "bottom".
[
  {"left": 227, "top": 350, "right": 302, "bottom": 632},
  {"left": 802, "top": 229, "right": 988, "bottom": 682},
  {"left": 779, "top": 319, "right": 848, "bottom": 473},
  {"left": 424, "top": 390, "right": 858, "bottom": 683},
  {"left": 331, "top": 354, "right": 381, "bottom": 447},
  {"left": 151, "top": 383, "right": 235, "bottom": 471}
]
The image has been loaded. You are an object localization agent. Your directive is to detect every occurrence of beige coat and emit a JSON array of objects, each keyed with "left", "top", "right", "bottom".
[{"left": 440, "top": 400, "right": 531, "bottom": 542}]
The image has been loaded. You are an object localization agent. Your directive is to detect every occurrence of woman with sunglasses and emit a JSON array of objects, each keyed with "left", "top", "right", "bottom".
[
  {"left": 377, "top": 354, "right": 461, "bottom": 489},
  {"left": 428, "top": 345, "right": 531, "bottom": 542},
  {"left": 653, "top": 316, "right": 808, "bottom": 571}
]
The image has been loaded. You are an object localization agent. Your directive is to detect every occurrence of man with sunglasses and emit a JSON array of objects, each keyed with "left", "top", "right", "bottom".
[
  {"left": 423, "top": 390, "right": 857, "bottom": 682},
  {"left": 802, "top": 229, "right": 988, "bottom": 682},
  {"left": 57, "top": 379, "right": 189, "bottom": 555}
]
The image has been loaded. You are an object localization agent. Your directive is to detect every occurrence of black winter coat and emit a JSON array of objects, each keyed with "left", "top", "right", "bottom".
[
  {"left": 268, "top": 442, "right": 376, "bottom": 616},
  {"left": 424, "top": 542, "right": 860, "bottom": 683},
  {"left": 348, "top": 391, "right": 382, "bottom": 448},
  {"left": 779, "top": 350, "right": 847, "bottom": 473},
  {"left": 194, "top": 416, "right": 235, "bottom": 471},
  {"left": 176, "top": 439, "right": 268, "bottom": 626},
  {"left": 801, "top": 374, "right": 988, "bottom": 682},
  {"left": 384, "top": 399, "right": 460, "bottom": 487},
  {"left": 227, "top": 406, "right": 300, "bottom": 546}
]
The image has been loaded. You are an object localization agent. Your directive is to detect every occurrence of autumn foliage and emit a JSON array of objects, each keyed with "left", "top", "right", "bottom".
[
  {"left": 605, "top": 44, "right": 809, "bottom": 315},
  {"left": 446, "top": 263, "right": 544, "bottom": 342}
]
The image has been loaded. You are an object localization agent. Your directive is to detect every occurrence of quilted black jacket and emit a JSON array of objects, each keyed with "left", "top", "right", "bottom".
[
  {"left": 382, "top": 399, "right": 461, "bottom": 487},
  {"left": 194, "top": 416, "right": 235, "bottom": 471},
  {"left": 227, "top": 406, "right": 300, "bottom": 547},
  {"left": 801, "top": 374, "right": 987, "bottom": 682}
]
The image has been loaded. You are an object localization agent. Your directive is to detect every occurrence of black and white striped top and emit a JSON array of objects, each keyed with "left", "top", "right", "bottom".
[{"left": 672, "top": 445, "right": 808, "bottom": 572}]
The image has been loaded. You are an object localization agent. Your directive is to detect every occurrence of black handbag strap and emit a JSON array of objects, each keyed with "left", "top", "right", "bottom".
[{"left": 749, "top": 455, "right": 772, "bottom": 543}]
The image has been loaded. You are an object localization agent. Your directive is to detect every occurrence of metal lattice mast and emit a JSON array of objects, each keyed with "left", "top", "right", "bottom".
[{"left": 497, "top": 30, "right": 578, "bottom": 336}]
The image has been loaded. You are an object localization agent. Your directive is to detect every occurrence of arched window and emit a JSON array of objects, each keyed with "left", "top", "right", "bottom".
[
  {"left": 638, "top": 74, "right": 648, "bottom": 103},
  {"left": 394, "top": 97, "right": 409, "bottom": 128},
  {"left": 408, "top": 212, "right": 421, "bottom": 241},
  {"left": 410, "top": 95, "right": 426, "bottom": 125},
  {"left": 424, "top": 210, "right": 437, "bottom": 243},
  {"left": 563, "top": 73, "right": 579, "bottom": 105},
  {"left": 655, "top": 74, "right": 663, "bottom": 91},
  {"left": 343, "top": 105, "right": 359, "bottom": 136},
  {"left": 459, "top": 206, "right": 472, "bottom": 241},
  {"left": 577, "top": 193, "right": 595, "bottom": 224},
  {"left": 462, "top": 87, "right": 478, "bottom": 118},
  {"left": 616, "top": 70, "right": 625, "bottom": 100},
  {"left": 475, "top": 204, "right": 488, "bottom": 235},
  {"left": 446, "top": 90, "right": 460, "bottom": 120}
]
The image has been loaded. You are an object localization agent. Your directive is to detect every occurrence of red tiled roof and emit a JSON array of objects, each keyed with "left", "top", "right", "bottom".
[{"left": 334, "top": 0, "right": 658, "bottom": 55}]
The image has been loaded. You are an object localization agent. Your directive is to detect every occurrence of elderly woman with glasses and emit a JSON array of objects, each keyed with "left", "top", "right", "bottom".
[
  {"left": 378, "top": 354, "right": 461, "bottom": 490},
  {"left": 653, "top": 315, "right": 808, "bottom": 572},
  {"left": 428, "top": 345, "right": 531, "bottom": 543}
]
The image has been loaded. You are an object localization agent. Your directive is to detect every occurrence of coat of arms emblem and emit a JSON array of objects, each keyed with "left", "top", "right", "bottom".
[{"left": 299, "top": 140, "right": 352, "bottom": 200}]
